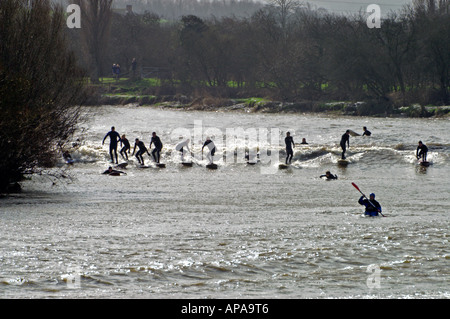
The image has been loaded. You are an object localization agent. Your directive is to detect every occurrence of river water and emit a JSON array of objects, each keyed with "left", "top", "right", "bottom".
[{"left": 1, "top": 105, "right": 449, "bottom": 299}]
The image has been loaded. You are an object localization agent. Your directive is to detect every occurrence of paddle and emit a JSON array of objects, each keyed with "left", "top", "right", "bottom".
[{"left": 352, "top": 182, "right": 385, "bottom": 217}]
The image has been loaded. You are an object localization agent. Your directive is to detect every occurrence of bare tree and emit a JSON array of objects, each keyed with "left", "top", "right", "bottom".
[
  {"left": 0, "top": 0, "right": 86, "bottom": 193},
  {"left": 71, "top": 0, "right": 113, "bottom": 83}
]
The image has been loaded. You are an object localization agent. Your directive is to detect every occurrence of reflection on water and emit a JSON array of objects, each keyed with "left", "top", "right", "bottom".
[{"left": 0, "top": 106, "right": 449, "bottom": 298}]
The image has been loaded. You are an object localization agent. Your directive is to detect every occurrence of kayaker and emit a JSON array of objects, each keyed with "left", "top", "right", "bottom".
[{"left": 358, "top": 193, "right": 382, "bottom": 217}]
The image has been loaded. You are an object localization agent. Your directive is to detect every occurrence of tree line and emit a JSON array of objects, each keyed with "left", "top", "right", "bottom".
[{"left": 67, "top": 0, "right": 450, "bottom": 109}]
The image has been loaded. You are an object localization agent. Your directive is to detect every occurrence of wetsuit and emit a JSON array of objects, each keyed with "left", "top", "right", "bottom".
[
  {"left": 320, "top": 173, "right": 338, "bottom": 180},
  {"left": 202, "top": 140, "right": 216, "bottom": 164},
  {"left": 285, "top": 136, "right": 295, "bottom": 164},
  {"left": 358, "top": 196, "right": 382, "bottom": 217},
  {"left": 103, "top": 169, "right": 125, "bottom": 175},
  {"left": 416, "top": 144, "right": 428, "bottom": 161},
  {"left": 133, "top": 141, "right": 148, "bottom": 164},
  {"left": 120, "top": 138, "right": 131, "bottom": 160},
  {"left": 103, "top": 130, "right": 121, "bottom": 164},
  {"left": 340, "top": 133, "right": 350, "bottom": 159},
  {"left": 363, "top": 129, "right": 371, "bottom": 136},
  {"left": 150, "top": 135, "right": 163, "bottom": 163},
  {"left": 176, "top": 139, "right": 190, "bottom": 161}
]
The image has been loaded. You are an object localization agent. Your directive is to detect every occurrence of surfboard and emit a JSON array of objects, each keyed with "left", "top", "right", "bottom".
[
  {"left": 156, "top": 163, "right": 166, "bottom": 168},
  {"left": 108, "top": 172, "right": 122, "bottom": 176},
  {"left": 206, "top": 163, "right": 218, "bottom": 169},
  {"left": 115, "top": 163, "right": 128, "bottom": 169},
  {"left": 181, "top": 162, "right": 193, "bottom": 167},
  {"left": 419, "top": 161, "right": 430, "bottom": 167},
  {"left": 348, "top": 130, "right": 361, "bottom": 136},
  {"left": 337, "top": 159, "right": 349, "bottom": 166},
  {"left": 278, "top": 163, "right": 289, "bottom": 169},
  {"left": 246, "top": 162, "right": 257, "bottom": 165}
]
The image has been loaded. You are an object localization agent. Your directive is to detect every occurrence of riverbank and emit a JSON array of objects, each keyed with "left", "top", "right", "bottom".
[{"left": 84, "top": 79, "right": 450, "bottom": 118}]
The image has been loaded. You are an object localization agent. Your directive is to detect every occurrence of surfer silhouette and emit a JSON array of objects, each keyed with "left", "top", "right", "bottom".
[
  {"left": 150, "top": 132, "right": 163, "bottom": 164},
  {"left": 202, "top": 137, "right": 216, "bottom": 164},
  {"left": 416, "top": 141, "right": 428, "bottom": 162},
  {"left": 102, "top": 166, "right": 126, "bottom": 176},
  {"left": 320, "top": 171, "right": 338, "bottom": 180},
  {"left": 175, "top": 138, "right": 191, "bottom": 162},
  {"left": 285, "top": 132, "right": 295, "bottom": 164},
  {"left": 132, "top": 138, "right": 148, "bottom": 165},
  {"left": 340, "top": 130, "right": 350, "bottom": 159},
  {"left": 102, "top": 126, "right": 121, "bottom": 164},
  {"left": 119, "top": 134, "right": 131, "bottom": 161},
  {"left": 362, "top": 126, "right": 371, "bottom": 136}
]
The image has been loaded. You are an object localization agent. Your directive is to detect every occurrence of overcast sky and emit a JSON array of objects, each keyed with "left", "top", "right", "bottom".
[{"left": 264, "top": 0, "right": 414, "bottom": 15}]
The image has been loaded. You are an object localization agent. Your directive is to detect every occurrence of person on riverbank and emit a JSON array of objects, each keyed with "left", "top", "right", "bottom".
[
  {"left": 363, "top": 126, "right": 372, "bottom": 136},
  {"left": 285, "top": 132, "right": 295, "bottom": 164},
  {"left": 149, "top": 132, "right": 163, "bottom": 164},
  {"left": 340, "top": 130, "right": 350, "bottom": 159},
  {"left": 119, "top": 134, "right": 131, "bottom": 161},
  {"left": 102, "top": 126, "right": 121, "bottom": 164},
  {"left": 320, "top": 171, "right": 338, "bottom": 180},
  {"left": 202, "top": 137, "right": 216, "bottom": 164},
  {"left": 132, "top": 138, "right": 148, "bottom": 165},
  {"left": 416, "top": 141, "right": 428, "bottom": 161},
  {"left": 358, "top": 193, "right": 382, "bottom": 217},
  {"left": 131, "top": 58, "right": 137, "bottom": 78},
  {"left": 175, "top": 138, "right": 191, "bottom": 162}
]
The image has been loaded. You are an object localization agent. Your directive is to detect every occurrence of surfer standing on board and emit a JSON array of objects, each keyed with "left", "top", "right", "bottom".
[
  {"left": 150, "top": 132, "right": 163, "bottom": 164},
  {"left": 416, "top": 141, "right": 428, "bottom": 162},
  {"left": 119, "top": 134, "right": 131, "bottom": 161},
  {"left": 340, "top": 130, "right": 350, "bottom": 160},
  {"left": 132, "top": 138, "right": 148, "bottom": 165},
  {"left": 102, "top": 126, "right": 122, "bottom": 164},
  {"left": 175, "top": 138, "right": 191, "bottom": 162},
  {"left": 285, "top": 132, "right": 295, "bottom": 164},
  {"left": 202, "top": 137, "right": 216, "bottom": 164},
  {"left": 358, "top": 193, "right": 382, "bottom": 217}
]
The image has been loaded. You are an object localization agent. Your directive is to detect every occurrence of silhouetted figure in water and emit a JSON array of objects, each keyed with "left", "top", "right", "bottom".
[
  {"left": 132, "top": 138, "right": 148, "bottom": 165},
  {"left": 150, "top": 132, "right": 163, "bottom": 163},
  {"left": 102, "top": 166, "right": 126, "bottom": 175},
  {"left": 120, "top": 134, "right": 130, "bottom": 161},
  {"left": 358, "top": 193, "right": 382, "bottom": 217},
  {"left": 340, "top": 130, "right": 350, "bottom": 159},
  {"left": 363, "top": 126, "right": 372, "bottom": 136},
  {"left": 320, "top": 171, "right": 338, "bottom": 180},
  {"left": 175, "top": 138, "right": 191, "bottom": 162},
  {"left": 416, "top": 141, "right": 428, "bottom": 161},
  {"left": 102, "top": 126, "right": 121, "bottom": 164},
  {"left": 285, "top": 132, "right": 295, "bottom": 164},
  {"left": 202, "top": 137, "right": 216, "bottom": 164}
]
